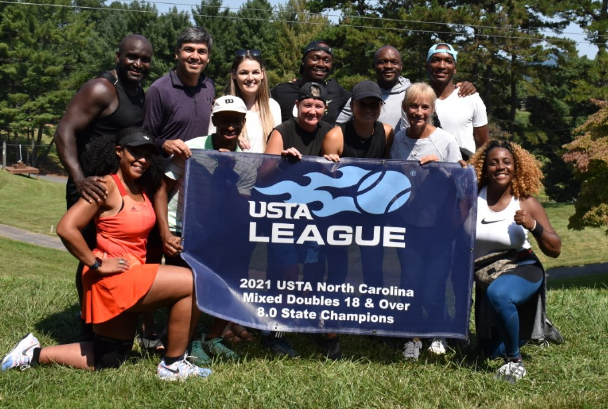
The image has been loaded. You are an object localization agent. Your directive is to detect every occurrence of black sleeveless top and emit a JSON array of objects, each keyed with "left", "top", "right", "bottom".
[
  {"left": 341, "top": 120, "right": 386, "bottom": 159},
  {"left": 78, "top": 71, "right": 146, "bottom": 171},
  {"left": 274, "top": 118, "right": 333, "bottom": 157}
]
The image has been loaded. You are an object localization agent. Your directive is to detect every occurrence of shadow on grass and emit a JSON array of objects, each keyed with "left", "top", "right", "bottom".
[
  {"left": 34, "top": 304, "right": 81, "bottom": 344},
  {"left": 31, "top": 304, "right": 501, "bottom": 374},
  {"left": 547, "top": 273, "right": 608, "bottom": 290}
]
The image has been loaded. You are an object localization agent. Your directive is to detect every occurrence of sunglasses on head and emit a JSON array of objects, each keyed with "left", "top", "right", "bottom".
[{"left": 235, "top": 49, "right": 262, "bottom": 58}]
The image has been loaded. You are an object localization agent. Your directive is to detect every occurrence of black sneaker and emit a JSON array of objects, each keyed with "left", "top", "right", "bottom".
[
  {"left": 262, "top": 335, "right": 299, "bottom": 358},
  {"left": 324, "top": 336, "right": 342, "bottom": 360},
  {"left": 544, "top": 318, "right": 564, "bottom": 344}
]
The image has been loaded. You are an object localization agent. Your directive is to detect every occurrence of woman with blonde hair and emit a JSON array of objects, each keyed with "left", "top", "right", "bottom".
[
  {"left": 210, "top": 49, "right": 281, "bottom": 153},
  {"left": 389, "top": 82, "right": 462, "bottom": 360}
]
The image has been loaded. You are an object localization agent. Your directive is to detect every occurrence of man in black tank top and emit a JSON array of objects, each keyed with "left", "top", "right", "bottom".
[
  {"left": 55, "top": 34, "right": 152, "bottom": 207},
  {"left": 53, "top": 35, "right": 153, "bottom": 338}
]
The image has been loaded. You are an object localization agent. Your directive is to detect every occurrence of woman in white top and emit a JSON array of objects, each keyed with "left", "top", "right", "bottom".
[
  {"left": 210, "top": 49, "right": 281, "bottom": 153},
  {"left": 470, "top": 139, "right": 561, "bottom": 382},
  {"left": 389, "top": 82, "right": 462, "bottom": 163},
  {"left": 390, "top": 82, "right": 463, "bottom": 361}
]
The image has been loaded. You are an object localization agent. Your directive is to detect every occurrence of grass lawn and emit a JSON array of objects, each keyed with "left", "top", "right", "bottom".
[
  {"left": 0, "top": 239, "right": 607, "bottom": 408},
  {"left": 0, "top": 171, "right": 65, "bottom": 236},
  {"left": 532, "top": 203, "right": 608, "bottom": 269}
]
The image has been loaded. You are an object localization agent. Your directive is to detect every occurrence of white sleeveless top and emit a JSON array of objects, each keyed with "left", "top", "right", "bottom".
[{"left": 475, "top": 186, "right": 531, "bottom": 258}]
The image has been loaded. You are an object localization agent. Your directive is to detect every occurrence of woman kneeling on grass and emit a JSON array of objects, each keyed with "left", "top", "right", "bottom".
[
  {"left": 1, "top": 128, "right": 211, "bottom": 381},
  {"left": 471, "top": 139, "right": 561, "bottom": 382}
]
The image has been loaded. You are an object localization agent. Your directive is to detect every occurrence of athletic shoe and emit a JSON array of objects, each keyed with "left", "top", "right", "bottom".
[
  {"left": 156, "top": 355, "right": 212, "bottom": 381},
  {"left": 544, "top": 318, "right": 565, "bottom": 344},
  {"left": 403, "top": 338, "right": 422, "bottom": 361},
  {"left": 1, "top": 333, "right": 40, "bottom": 371},
  {"left": 202, "top": 336, "right": 238, "bottom": 361},
  {"left": 262, "top": 335, "right": 299, "bottom": 358},
  {"left": 324, "top": 336, "right": 343, "bottom": 360},
  {"left": 428, "top": 337, "right": 448, "bottom": 355},
  {"left": 186, "top": 340, "right": 211, "bottom": 366},
  {"left": 494, "top": 361, "right": 527, "bottom": 383}
]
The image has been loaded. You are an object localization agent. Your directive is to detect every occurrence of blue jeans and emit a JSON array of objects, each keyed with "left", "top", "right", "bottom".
[{"left": 479, "top": 270, "right": 542, "bottom": 359}]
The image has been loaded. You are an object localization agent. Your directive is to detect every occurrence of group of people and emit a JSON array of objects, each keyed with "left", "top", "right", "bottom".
[{"left": 1, "top": 27, "right": 562, "bottom": 383}]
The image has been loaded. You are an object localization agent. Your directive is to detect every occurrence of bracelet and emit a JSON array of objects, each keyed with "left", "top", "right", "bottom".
[
  {"left": 529, "top": 220, "right": 537, "bottom": 232},
  {"left": 530, "top": 221, "right": 544, "bottom": 238}
]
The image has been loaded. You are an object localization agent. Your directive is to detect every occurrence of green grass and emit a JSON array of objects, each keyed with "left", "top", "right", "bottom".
[
  {"left": 1, "top": 176, "right": 608, "bottom": 407},
  {"left": 0, "top": 236, "right": 74, "bottom": 279},
  {"left": 0, "top": 171, "right": 66, "bottom": 236},
  {"left": 532, "top": 203, "right": 608, "bottom": 269},
  {"left": 0, "top": 259, "right": 607, "bottom": 408}
]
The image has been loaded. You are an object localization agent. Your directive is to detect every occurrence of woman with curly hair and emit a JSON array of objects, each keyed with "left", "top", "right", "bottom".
[
  {"left": 470, "top": 139, "right": 561, "bottom": 382},
  {"left": 209, "top": 49, "right": 281, "bottom": 153},
  {"left": 1, "top": 128, "right": 211, "bottom": 381}
]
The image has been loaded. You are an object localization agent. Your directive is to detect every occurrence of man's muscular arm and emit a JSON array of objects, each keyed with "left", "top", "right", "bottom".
[{"left": 54, "top": 78, "right": 118, "bottom": 203}]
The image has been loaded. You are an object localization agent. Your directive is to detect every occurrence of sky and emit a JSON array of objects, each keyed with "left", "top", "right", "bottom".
[{"left": 145, "top": 0, "right": 598, "bottom": 59}]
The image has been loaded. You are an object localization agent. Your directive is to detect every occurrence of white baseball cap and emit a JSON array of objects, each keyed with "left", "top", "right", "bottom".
[{"left": 212, "top": 96, "right": 248, "bottom": 115}]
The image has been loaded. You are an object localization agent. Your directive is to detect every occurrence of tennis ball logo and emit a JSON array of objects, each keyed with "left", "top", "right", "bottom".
[{"left": 355, "top": 170, "right": 411, "bottom": 214}]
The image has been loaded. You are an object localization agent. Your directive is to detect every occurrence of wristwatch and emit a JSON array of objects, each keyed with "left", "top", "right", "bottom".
[{"left": 90, "top": 257, "right": 102, "bottom": 270}]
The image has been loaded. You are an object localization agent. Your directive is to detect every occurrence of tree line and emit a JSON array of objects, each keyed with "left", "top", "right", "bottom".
[{"left": 1, "top": 0, "right": 607, "bottom": 231}]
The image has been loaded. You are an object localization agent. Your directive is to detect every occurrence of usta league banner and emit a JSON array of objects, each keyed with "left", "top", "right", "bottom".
[{"left": 181, "top": 151, "right": 477, "bottom": 339}]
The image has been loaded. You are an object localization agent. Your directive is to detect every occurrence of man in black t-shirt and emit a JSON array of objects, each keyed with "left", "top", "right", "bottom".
[{"left": 271, "top": 41, "right": 350, "bottom": 125}]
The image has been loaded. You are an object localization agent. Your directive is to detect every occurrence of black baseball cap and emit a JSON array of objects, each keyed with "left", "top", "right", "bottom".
[
  {"left": 352, "top": 80, "right": 384, "bottom": 102},
  {"left": 118, "top": 129, "right": 160, "bottom": 154},
  {"left": 302, "top": 40, "right": 333, "bottom": 59},
  {"left": 297, "top": 82, "right": 328, "bottom": 103}
]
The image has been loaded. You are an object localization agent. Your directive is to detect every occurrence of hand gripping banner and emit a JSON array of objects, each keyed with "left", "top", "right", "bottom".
[{"left": 181, "top": 150, "right": 477, "bottom": 339}]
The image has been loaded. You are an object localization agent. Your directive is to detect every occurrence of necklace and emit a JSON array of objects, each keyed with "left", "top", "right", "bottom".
[
  {"left": 406, "top": 130, "right": 426, "bottom": 158},
  {"left": 355, "top": 124, "right": 374, "bottom": 144}
]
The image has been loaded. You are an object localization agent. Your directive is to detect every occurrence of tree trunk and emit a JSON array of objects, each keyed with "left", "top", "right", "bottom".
[
  {"left": 509, "top": 54, "right": 517, "bottom": 136},
  {"left": 32, "top": 125, "right": 44, "bottom": 167}
]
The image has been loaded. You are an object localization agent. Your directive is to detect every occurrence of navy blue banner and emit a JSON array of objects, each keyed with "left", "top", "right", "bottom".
[{"left": 181, "top": 151, "right": 477, "bottom": 339}]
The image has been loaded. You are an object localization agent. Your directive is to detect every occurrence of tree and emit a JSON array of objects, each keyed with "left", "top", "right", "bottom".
[
  {"left": 0, "top": 0, "right": 99, "bottom": 166},
  {"left": 563, "top": 99, "right": 608, "bottom": 232},
  {"left": 266, "top": 0, "right": 329, "bottom": 86},
  {"left": 192, "top": 0, "right": 239, "bottom": 92}
]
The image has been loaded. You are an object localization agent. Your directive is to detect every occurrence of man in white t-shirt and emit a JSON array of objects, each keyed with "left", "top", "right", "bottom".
[{"left": 427, "top": 43, "right": 489, "bottom": 160}]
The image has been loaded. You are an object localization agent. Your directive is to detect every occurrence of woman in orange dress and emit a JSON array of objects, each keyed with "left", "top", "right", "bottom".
[{"left": 1, "top": 128, "right": 210, "bottom": 381}]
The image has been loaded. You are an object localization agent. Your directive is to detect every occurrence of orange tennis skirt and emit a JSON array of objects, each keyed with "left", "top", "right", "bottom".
[{"left": 82, "top": 262, "right": 159, "bottom": 324}]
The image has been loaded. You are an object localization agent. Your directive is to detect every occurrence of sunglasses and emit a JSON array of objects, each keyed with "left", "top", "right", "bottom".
[{"left": 235, "top": 49, "right": 262, "bottom": 58}]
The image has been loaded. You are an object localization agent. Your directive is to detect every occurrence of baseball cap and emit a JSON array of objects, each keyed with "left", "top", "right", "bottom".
[
  {"left": 118, "top": 129, "right": 159, "bottom": 154},
  {"left": 352, "top": 80, "right": 384, "bottom": 102},
  {"left": 302, "top": 40, "right": 333, "bottom": 59},
  {"left": 212, "top": 96, "right": 248, "bottom": 115},
  {"left": 297, "top": 82, "right": 328, "bottom": 102},
  {"left": 427, "top": 43, "right": 458, "bottom": 63}
]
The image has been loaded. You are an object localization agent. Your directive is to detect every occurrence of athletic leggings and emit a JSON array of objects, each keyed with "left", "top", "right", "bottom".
[{"left": 479, "top": 264, "right": 543, "bottom": 359}]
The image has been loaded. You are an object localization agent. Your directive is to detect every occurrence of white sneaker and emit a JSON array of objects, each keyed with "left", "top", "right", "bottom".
[
  {"left": 1, "top": 333, "right": 40, "bottom": 371},
  {"left": 156, "top": 354, "right": 212, "bottom": 381},
  {"left": 428, "top": 337, "right": 447, "bottom": 355},
  {"left": 403, "top": 338, "right": 422, "bottom": 361},
  {"left": 494, "top": 361, "right": 527, "bottom": 383}
]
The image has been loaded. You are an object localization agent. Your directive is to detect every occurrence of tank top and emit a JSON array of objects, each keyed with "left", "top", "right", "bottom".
[
  {"left": 94, "top": 174, "right": 156, "bottom": 267},
  {"left": 78, "top": 72, "right": 146, "bottom": 172},
  {"left": 475, "top": 186, "right": 531, "bottom": 258},
  {"left": 274, "top": 118, "right": 333, "bottom": 156},
  {"left": 341, "top": 120, "right": 386, "bottom": 159}
]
